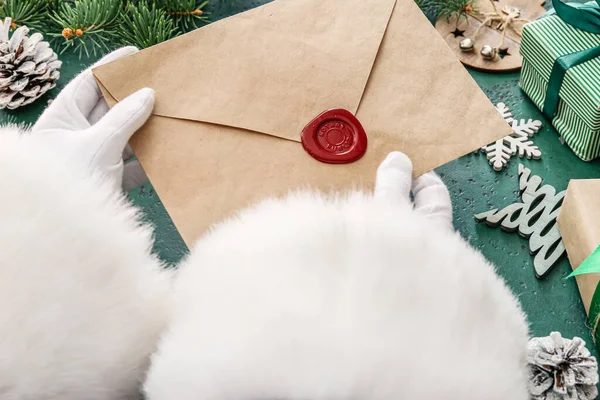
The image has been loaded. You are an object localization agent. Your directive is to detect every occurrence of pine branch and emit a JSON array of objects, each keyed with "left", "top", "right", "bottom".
[
  {"left": 49, "top": 0, "right": 123, "bottom": 58},
  {"left": 0, "top": 0, "right": 50, "bottom": 31},
  {"left": 120, "top": 2, "right": 179, "bottom": 49},
  {"left": 414, "top": 0, "right": 480, "bottom": 24},
  {"left": 430, "top": 0, "right": 479, "bottom": 24},
  {"left": 413, "top": 0, "right": 435, "bottom": 12},
  {"left": 0, "top": 0, "right": 222, "bottom": 58},
  {"left": 151, "top": 0, "right": 210, "bottom": 30}
]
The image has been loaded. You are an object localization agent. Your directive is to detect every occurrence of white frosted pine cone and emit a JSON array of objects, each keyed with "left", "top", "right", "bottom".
[
  {"left": 528, "top": 332, "right": 599, "bottom": 400},
  {"left": 0, "top": 18, "right": 61, "bottom": 110}
]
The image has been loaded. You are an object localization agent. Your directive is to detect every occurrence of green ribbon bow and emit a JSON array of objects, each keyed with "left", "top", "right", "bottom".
[
  {"left": 568, "top": 244, "right": 600, "bottom": 346},
  {"left": 542, "top": 0, "right": 600, "bottom": 120}
]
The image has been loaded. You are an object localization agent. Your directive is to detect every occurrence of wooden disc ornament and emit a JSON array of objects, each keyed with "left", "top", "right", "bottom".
[{"left": 435, "top": 0, "right": 546, "bottom": 72}]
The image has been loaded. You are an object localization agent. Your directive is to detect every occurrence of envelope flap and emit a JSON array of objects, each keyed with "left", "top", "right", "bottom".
[{"left": 93, "top": 0, "right": 396, "bottom": 142}]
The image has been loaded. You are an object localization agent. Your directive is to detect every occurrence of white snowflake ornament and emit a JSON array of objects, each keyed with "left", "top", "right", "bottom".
[
  {"left": 481, "top": 103, "right": 542, "bottom": 171},
  {"left": 528, "top": 332, "right": 599, "bottom": 400}
]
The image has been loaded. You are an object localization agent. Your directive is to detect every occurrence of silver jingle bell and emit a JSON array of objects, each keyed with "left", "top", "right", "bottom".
[
  {"left": 480, "top": 44, "right": 497, "bottom": 60},
  {"left": 459, "top": 38, "right": 474, "bottom": 52}
]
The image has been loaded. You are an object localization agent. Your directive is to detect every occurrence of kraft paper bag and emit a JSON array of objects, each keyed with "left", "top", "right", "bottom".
[
  {"left": 93, "top": 0, "right": 511, "bottom": 245},
  {"left": 558, "top": 179, "right": 600, "bottom": 315}
]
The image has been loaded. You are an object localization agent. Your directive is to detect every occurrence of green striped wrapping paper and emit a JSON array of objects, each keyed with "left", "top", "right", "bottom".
[{"left": 520, "top": 14, "right": 600, "bottom": 161}]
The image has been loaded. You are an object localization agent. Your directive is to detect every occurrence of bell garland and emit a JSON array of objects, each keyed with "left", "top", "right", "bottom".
[
  {"left": 458, "top": 0, "right": 530, "bottom": 61},
  {"left": 421, "top": 0, "right": 531, "bottom": 62}
]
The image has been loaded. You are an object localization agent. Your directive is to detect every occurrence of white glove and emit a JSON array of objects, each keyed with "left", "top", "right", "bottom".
[
  {"left": 375, "top": 151, "right": 453, "bottom": 230},
  {"left": 32, "top": 46, "right": 153, "bottom": 192},
  {"left": 412, "top": 171, "right": 453, "bottom": 230}
]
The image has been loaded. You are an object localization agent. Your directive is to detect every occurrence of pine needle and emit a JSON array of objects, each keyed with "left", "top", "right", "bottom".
[
  {"left": 430, "top": 0, "right": 479, "bottom": 24},
  {"left": 0, "top": 0, "right": 220, "bottom": 57},
  {"left": 414, "top": 0, "right": 479, "bottom": 24},
  {"left": 120, "top": 2, "right": 179, "bottom": 49},
  {"left": 48, "top": 0, "right": 123, "bottom": 57},
  {"left": 0, "top": 0, "right": 49, "bottom": 31}
]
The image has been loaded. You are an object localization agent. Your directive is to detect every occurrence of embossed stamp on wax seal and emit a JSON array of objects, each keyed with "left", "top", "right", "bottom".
[{"left": 301, "top": 108, "right": 368, "bottom": 164}]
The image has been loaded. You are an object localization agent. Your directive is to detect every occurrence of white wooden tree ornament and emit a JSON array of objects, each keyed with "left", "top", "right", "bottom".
[
  {"left": 474, "top": 164, "right": 566, "bottom": 278},
  {"left": 481, "top": 103, "right": 542, "bottom": 171}
]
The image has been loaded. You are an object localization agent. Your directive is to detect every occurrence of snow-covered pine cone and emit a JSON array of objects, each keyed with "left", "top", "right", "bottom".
[
  {"left": 0, "top": 18, "right": 61, "bottom": 110},
  {"left": 528, "top": 332, "right": 599, "bottom": 400}
]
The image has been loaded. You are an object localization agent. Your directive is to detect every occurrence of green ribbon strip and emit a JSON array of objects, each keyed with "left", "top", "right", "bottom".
[
  {"left": 542, "top": 0, "right": 600, "bottom": 120},
  {"left": 590, "top": 282, "right": 600, "bottom": 347},
  {"left": 568, "top": 244, "right": 600, "bottom": 346}
]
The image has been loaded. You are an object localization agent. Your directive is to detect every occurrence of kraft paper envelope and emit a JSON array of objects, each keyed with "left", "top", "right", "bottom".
[{"left": 93, "top": 0, "right": 511, "bottom": 246}]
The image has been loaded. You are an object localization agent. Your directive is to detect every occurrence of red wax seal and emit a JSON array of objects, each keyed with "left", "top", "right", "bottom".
[{"left": 301, "top": 108, "right": 367, "bottom": 164}]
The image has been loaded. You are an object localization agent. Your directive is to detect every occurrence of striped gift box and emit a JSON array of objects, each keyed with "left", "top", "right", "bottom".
[{"left": 520, "top": 14, "right": 600, "bottom": 161}]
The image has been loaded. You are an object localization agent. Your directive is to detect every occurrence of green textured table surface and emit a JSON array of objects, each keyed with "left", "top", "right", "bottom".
[{"left": 3, "top": 0, "right": 600, "bottom": 370}]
